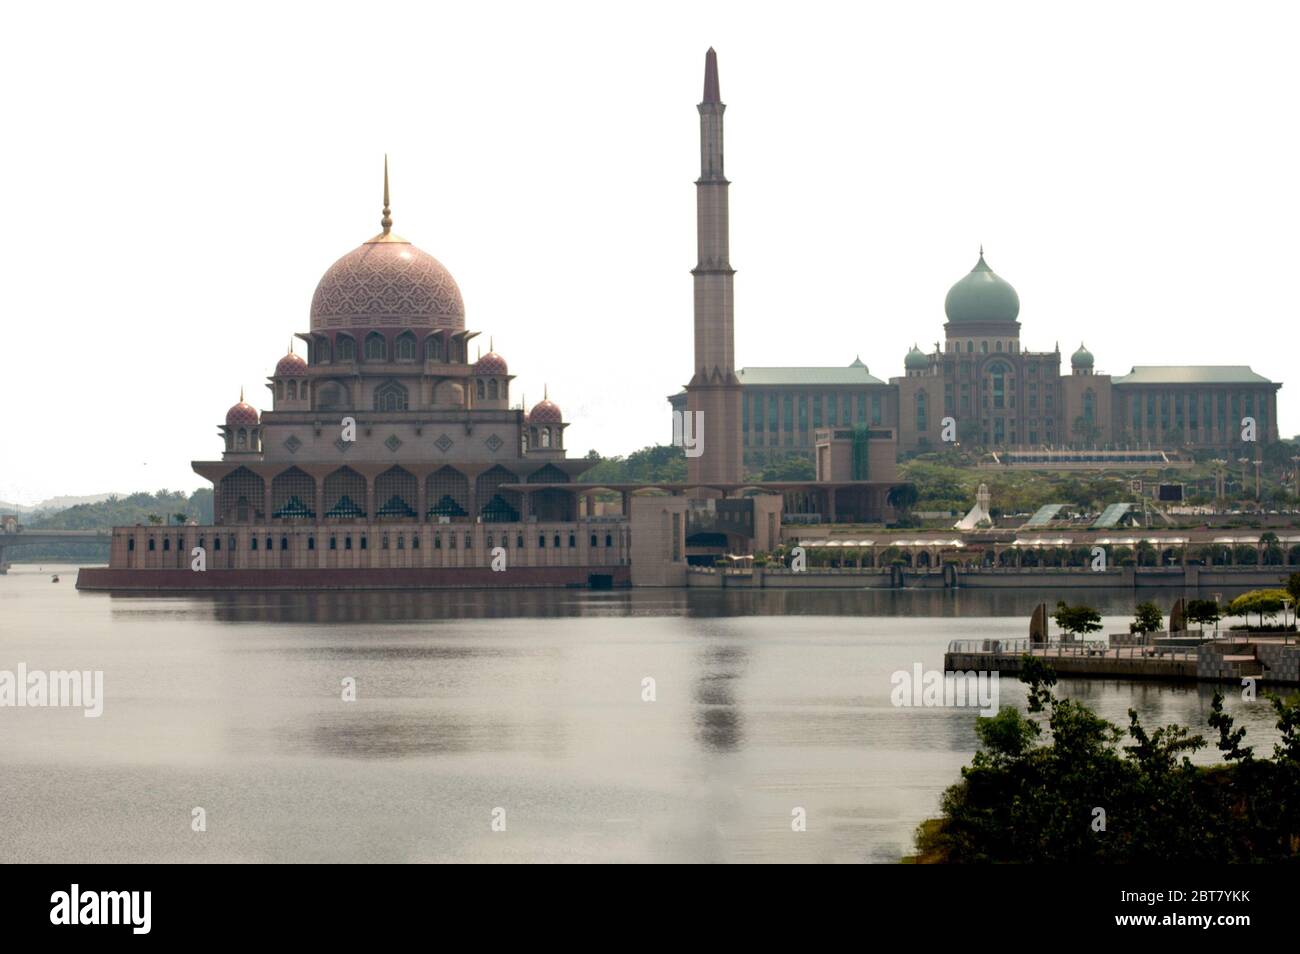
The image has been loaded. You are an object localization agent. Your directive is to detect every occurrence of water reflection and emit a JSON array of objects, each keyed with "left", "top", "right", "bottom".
[
  {"left": 692, "top": 644, "right": 749, "bottom": 752},
  {"left": 105, "top": 583, "right": 1266, "bottom": 625}
]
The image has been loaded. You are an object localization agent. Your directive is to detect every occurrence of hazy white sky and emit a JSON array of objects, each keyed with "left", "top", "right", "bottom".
[{"left": 2, "top": 0, "right": 1297, "bottom": 504}]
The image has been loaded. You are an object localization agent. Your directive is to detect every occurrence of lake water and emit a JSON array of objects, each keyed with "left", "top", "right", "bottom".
[{"left": 0, "top": 565, "right": 1281, "bottom": 863}]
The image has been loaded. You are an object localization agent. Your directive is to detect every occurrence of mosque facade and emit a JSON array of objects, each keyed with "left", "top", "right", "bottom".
[{"left": 86, "top": 162, "right": 638, "bottom": 585}]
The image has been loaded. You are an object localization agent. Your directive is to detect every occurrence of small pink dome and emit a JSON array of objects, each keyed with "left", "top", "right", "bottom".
[
  {"left": 475, "top": 351, "right": 508, "bottom": 375},
  {"left": 226, "top": 398, "right": 260, "bottom": 427},
  {"left": 275, "top": 351, "right": 308, "bottom": 377},
  {"left": 528, "top": 398, "right": 562, "bottom": 424}
]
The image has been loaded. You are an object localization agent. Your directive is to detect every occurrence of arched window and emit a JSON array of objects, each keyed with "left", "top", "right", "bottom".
[
  {"left": 364, "top": 333, "right": 386, "bottom": 361},
  {"left": 425, "top": 335, "right": 443, "bottom": 362},
  {"left": 236, "top": 428, "right": 247, "bottom": 449},
  {"left": 287, "top": 380, "right": 297, "bottom": 400},
  {"left": 980, "top": 341, "right": 988, "bottom": 353},
  {"left": 276, "top": 381, "right": 285, "bottom": 400},
  {"left": 315, "top": 337, "right": 331, "bottom": 364},
  {"left": 916, "top": 391, "right": 928, "bottom": 432},
  {"left": 967, "top": 341, "right": 973, "bottom": 353},
  {"left": 395, "top": 332, "right": 416, "bottom": 362},
  {"left": 540, "top": 427, "right": 551, "bottom": 448},
  {"left": 995, "top": 340, "right": 1003, "bottom": 352},
  {"left": 476, "top": 379, "right": 486, "bottom": 399},
  {"left": 488, "top": 379, "right": 499, "bottom": 400},
  {"left": 987, "top": 361, "right": 1010, "bottom": 410},
  {"left": 373, "top": 381, "right": 408, "bottom": 412},
  {"left": 336, "top": 335, "right": 356, "bottom": 362},
  {"left": 1083, "top": 389, "right": 1095, "bottom": 423}
]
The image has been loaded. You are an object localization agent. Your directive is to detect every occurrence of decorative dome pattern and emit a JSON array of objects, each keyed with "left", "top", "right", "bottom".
[
  {"left": 475, "top": 351, "right": 508, "bottom": 375},
  {"left": 1072, "top": 343, "right": 1095, "bottom": 369},
  {"left": 275, "top": 351, "right": 308, "bottom": 377},
  {"left": 944, "top": 252, "right": 1020, "bottom": 324},
  {"left": 310, "top": 239, "right": 465, "bottom": 332},
  {"left": 226, "top": 399, "right": 260, "bottom": 427},
  {"left": 528, "top": 398, "right": 563, "bottom": 424}
]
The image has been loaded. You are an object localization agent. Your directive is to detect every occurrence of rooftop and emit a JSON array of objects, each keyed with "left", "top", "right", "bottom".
[
  {"left": 737, "top": 366, "right": 887, "bottom": 386},
  {"left": 1112, "top": 365, "right": 1275, "bottom": 386}
]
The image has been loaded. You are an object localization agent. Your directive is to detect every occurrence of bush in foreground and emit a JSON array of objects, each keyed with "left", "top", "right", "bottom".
[{"left": 909, "top": 658, "right": 1300, "bottom": 863}]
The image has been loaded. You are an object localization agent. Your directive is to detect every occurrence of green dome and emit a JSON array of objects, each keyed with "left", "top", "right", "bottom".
[
  {"left": 904, "top": 344, "right": 928, "bottom": 370},
  {"left": 1071, "top": 342, "right": 1094, "bottom": 368},
  {"left": 944, "top": 252, "right": 1020, "bottom": 323}
]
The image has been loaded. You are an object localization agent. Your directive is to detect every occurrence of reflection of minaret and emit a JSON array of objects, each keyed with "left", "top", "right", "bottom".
[{"left": 686, "top": 48, "right": 743, "bottom": 486}]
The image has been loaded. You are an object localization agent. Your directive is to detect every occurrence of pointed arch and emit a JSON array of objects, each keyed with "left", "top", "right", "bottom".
[
  {"left": 426, "top": 466, "right": 469, "bottom": 519},
  {"left": 323, "top": 466, "right": 367, "bottom": 519},
  {"left": 272, "top": 467, "right": 316, "bottom": 519},
  {"left": 376, "top": 465, "right": 418, "bottom": 518},
  {"left": 218, "top": 467, "right": 264, "bottom": 524}
]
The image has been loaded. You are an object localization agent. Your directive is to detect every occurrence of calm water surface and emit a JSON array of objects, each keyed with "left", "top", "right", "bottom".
[{"left": 0, "top": 565, "right": 1281, "bottom": 863}]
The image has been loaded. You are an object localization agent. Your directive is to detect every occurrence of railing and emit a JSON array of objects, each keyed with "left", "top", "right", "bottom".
[{"left": 946, "top": 638, "right": 1200, "bottom": 661}]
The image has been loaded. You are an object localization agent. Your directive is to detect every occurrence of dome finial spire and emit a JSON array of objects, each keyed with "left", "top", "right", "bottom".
[
  {"left": 239, "top": 386, "right": 244, "bottom": 402},
  {"left": 381, "top": 154, "right": 393, "bottom": 235}
]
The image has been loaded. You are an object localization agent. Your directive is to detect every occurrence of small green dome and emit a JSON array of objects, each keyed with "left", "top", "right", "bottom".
[
  {"left": 1071, "top": 342, "right": 1094, "bottom": 368},
  {"left": 944, "top": 251, "right": 1020, "bottom": 323},
  {"left": 904, "top": 344, "right": 928, "bottom": 371}
]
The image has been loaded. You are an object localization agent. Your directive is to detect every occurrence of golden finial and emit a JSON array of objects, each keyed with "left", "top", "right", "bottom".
[
  {"left": 477, "top": 345, "right": 482, "bottom": 360},
  {"left": 489, "top": 336, "right": 494, "bottom": 352},
  {"left": 544, "top": 383, "right": 549, "bottom": 400},
  {"left": 381, "top": 154, "right": 392, "bottom": 235},
  {"left": 239, "top": 386, "right": 245, "bottom": 403},
  {"left": 287, "top": 338, "right": 293, "bottom": 355}
]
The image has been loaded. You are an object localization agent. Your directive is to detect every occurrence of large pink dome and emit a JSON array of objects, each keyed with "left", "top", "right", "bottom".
[{"left": 309, "top": 235, "right": 465, "bottom": 332}]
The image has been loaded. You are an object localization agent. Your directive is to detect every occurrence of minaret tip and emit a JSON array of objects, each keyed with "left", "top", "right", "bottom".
[{"left": 703, "top": 48, "right": 721, "bottom": 103}]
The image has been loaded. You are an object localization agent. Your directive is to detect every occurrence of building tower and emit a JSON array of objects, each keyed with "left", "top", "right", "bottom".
[{"left": 686, "top": 47, "right": 743, "bottom": 486}]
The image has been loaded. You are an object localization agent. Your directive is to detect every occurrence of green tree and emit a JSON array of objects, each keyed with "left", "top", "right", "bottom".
[
  {"left": 1130, "top": 601, "right": 1163, "bottom": 635},
  {"left": 1184, "top": 598, "right": 1222, "bottom": 633},
  {"left": 909, "top": 664, "right": 1300, "bottom": 863},
  {"left": 1053, "top": 600, "right": 1103, "bottom": 639},
  {"left": 1227, "top": 589, "right": 1290, "bottom": 629},
  {"left": 887, "top": 483, "right": 920, "bottom": 513}
]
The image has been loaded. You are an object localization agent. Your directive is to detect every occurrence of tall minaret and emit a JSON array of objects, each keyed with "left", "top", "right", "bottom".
[{"left": 686, "top": 47, "right": 743, "bottom": 486}]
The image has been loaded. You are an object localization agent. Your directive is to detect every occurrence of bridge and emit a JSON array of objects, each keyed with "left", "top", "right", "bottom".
[{"left": 0, "top": 530, "right": 110, "bottom": 571}]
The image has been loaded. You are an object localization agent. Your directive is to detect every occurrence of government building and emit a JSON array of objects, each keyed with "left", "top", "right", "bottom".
[{"left": 674, "top": 250, "right": 1282, "bottom": 468}]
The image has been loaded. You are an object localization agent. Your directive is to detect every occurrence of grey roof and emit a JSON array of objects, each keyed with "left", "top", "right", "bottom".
[
  {"left": 1112, "top": 365, "right": 1274, "bottom": 386},
  {"left": 1024, "top": 504, "right": 1066, "bottom": 527},
  {"left": 738, "top": 366, "right": 886, "bottom": 386},
  {"left": 1093, "top": 503, "right": 1137, "bottom": 528}
]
